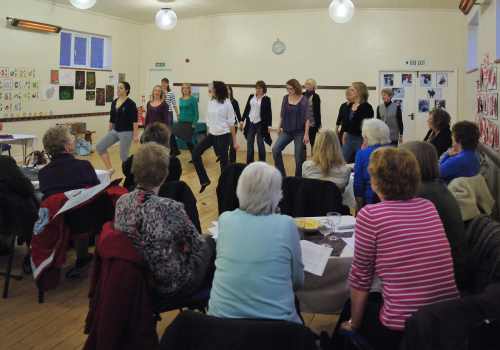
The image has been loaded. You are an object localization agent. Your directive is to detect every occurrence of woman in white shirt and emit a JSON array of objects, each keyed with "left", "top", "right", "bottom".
[
  {"left": 192, "top": 81, "right": 239, "bottom": 193},
  {"left": 302, "top": 129, "right": 351, "bottom": 191},
  {"left": 242, "top": 81, "right": 273, "bottom": 164}
]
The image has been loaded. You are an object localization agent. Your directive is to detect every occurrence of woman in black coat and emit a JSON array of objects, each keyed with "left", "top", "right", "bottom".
[
  {"left": 423, "top": 108, "right": 452, "bottom": 157},
  {"left": 242, "top": 81, "right": 272, "bottom": 164},
  {"left": 0, "top": 155, "right": 38, "bottom": 271},
  {"left": 339, "top": 82, "right": 374, "bottom": 163}
]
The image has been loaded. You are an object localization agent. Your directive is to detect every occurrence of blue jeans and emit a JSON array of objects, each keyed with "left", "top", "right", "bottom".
[
  {"left": 246, "top": 122, "right": 266, "bottom": 163},
  {"left": 342, "top": 133, "right": 363, "bottom": 163},
  {"left": 272, "top": 131, "right": 305, "bottom": 177}
]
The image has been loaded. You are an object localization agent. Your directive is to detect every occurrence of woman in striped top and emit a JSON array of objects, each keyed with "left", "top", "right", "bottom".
[
  {"left": 161, "top": 78, "right": 180, "bottom": 156},
  {"left": 334, "top": 147, "right": 459, "bottom": 350}
]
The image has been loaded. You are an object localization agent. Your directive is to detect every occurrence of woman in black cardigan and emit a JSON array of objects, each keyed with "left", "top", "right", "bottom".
[
  {"left": 242, "top": 81, "right": 272, "bottom": 164},
  {"left": 303, "top": 79, "right": 321, "bottom": 154},
  {"left": 340, "top": 81, "right": 374, "bottom": 163},
  {"left": 423, "top": 108, "right": 452, "bottom": 157}
]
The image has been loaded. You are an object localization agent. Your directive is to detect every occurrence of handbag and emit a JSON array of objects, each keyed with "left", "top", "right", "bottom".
[
  {"left": 24, "top": 150, "right": 48, "bottom": 167},
  {"left": 75, "top": 138, "right": 92, "bottom": 156}
]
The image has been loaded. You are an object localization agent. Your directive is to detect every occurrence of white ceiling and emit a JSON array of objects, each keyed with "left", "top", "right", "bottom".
[{"left": 41, "top": 0, "right": 459, "bottom": 23}]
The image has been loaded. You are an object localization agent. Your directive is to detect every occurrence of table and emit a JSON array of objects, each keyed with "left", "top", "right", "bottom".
[
  {"left": 295, "top": 216, "right": 355, "bottom": 315},
  {"left": 208, "top": 215, "right": 367, "bottom": 315},
  {"left": 0, "top": 134, "right": 37, "bottom": 161},
  {"left": 29, "top": 168, "right": 112, "bottom": 190}
]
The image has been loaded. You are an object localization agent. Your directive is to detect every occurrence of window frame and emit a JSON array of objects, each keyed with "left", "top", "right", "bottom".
[{"left": 59, "top": 30, "right": 112, "bottom": 71}]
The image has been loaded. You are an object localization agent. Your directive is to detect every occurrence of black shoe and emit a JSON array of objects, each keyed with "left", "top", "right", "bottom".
[
  {"left": 65, "top": 253, "right": 94, "bottom": 279},
  {"left": 199, "top": 181, "right": 211, "bottom": 193}
]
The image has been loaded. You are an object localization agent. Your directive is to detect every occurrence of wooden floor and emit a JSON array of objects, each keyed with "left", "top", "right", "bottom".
[{"left": 0, "top": 145, "right": 338, "bottom": 349}]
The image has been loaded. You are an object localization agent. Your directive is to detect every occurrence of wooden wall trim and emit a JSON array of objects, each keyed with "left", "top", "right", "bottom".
[
  {"left": 0, "top": 112, "right": 108, "bottom": 123},
  {"left": 60, "top": 67, "right": 112, "bottom": 72},
  {"left": 466, "top": 67, "right": 479, "bottom": 74},
  {"left": 173, "top": 83, "right": 377, "bottom": 90}
]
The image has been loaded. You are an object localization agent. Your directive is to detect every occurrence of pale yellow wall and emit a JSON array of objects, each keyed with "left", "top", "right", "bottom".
[
  {"left": 0, "top": 0, "right": 142, "bottom": 158},
  {"left": 139, "top": 8, "right": 466, "bottom": 152}
]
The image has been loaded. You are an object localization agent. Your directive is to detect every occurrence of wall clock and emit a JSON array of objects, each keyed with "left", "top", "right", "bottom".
[{"left": 272, "top": 39, "right": 286, "bottom": 55}]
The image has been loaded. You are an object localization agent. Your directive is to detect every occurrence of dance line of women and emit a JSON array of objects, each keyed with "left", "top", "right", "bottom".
[{"left": 96, "top": 77, "right": 470, "bottom": 197}]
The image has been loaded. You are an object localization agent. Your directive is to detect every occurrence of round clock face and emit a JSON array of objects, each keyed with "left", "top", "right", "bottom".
[{"left": 272, "top": 39, "right": 286, "bottom": 55}]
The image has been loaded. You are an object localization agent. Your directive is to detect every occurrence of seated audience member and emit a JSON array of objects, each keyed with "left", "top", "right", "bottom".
[
  {"left": 353, "top": 119, "right": 391, "bottom": 208},
  {"left": 302, "top": 130, "right": 351, "bottom": 192},
  {"left": 401, "top": 141, "right": 468, "bottom": 291},
  {"left": 208, "top": 162, "right": 304, "bottom": 323},
  {"left": 39, "top": 125, "right": 99, "bottom": 277},
  {"left": 122, "top": 122, "right": 182, "bottom": 191},
  {"left": 424, "top": 108, "right": 452, "bottom": 157},
  {"left": 115, "top": 143, "right": 213, "bottom": 304},
  {"left": 439, "top": 121, "right": 480, "bottom": 183},
  {"left": 334, "top": 147, "right": 459, "bottom": 350},
  {"left": 0, "top": 155, "right": 38, "bottom": 254},
  {"left": 39, "top": 126, "right": 99, "bottom": 198}
]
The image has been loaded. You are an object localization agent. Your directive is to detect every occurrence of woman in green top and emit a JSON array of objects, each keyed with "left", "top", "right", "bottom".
[{"left": 178, "top": 83, "right": 199, "bottom": 153}]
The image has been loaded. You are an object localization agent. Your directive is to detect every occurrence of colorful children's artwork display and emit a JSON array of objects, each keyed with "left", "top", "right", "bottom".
[{"left": 0, "top": 67, "right": 39, "bottom": 117}]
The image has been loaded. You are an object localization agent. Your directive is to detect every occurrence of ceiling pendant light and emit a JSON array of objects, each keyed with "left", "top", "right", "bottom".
[
  {"left": 329, "top": 0, "right": 355, "bottom": 24},
  {"left": 155, "top": 8, "right": 177, "bottom": 30},
  {"left": 69, "top": 0, "right": 97, "bottom": 10}
]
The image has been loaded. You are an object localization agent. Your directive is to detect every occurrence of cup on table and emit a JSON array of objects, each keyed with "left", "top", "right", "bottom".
[{"left": 326, "top": 211, "right": 342, "bottom": 241}]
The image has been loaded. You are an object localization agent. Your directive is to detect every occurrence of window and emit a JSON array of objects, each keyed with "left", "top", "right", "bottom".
[
  {"left": 59, "top": 30, "right": 112, "bottom": 70},
  {"left": 467, "top": 12, "right": 479, "bottom": 70}
]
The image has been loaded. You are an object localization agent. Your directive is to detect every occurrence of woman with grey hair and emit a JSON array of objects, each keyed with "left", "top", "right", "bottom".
[
  {"left": 122, "top": 122, "right": 182, "bottom": 191},
  {"left": 208, "top": 162, "right": 304, "bottom": 323},
  {"left": 38, "top": 125, "right": 100, "bottom": 277},
  {"left": 353, "top": 119, "right": 391, "bottom": 208}
]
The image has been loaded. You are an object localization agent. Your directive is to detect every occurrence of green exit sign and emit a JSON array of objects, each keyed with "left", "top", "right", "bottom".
[{"left": 155, "top": 62, "right": 166, "bottom": 68}]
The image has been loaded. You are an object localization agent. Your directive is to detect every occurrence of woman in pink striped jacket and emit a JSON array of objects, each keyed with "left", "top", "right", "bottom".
[{"left": 333, "top": 147, "right": 459, "bottom": 350}]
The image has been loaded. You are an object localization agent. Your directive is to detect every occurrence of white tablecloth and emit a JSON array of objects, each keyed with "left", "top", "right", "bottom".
[{"left": 295, "top": 216, "right": 355, "bottom": 314}]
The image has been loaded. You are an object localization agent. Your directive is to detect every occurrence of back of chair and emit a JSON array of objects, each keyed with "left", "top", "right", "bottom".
[
  {"left": 216, "top": 163, "right": 247, "bottom": 215},
  {"left": 158, "top": 181, "right": 201, "bottom": 232},
  {"left": 400, "top": 283, "right": 500, "bottom": 350},
  {"left": 83, "top": 222, "right": 159, "bottom": 350},
  {"left": 464, "top": 216, "right": 500, "bottom": 294},
  {"left": 160, "top": 310, "right": 317, "bottom": 350},
  {"left": 280, "top": 177, "right": 349, "bottom": 217}
]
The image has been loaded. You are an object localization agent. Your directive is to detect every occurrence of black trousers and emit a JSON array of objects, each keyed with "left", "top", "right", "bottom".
[
  {"left": 246, "top": 122, "right": 266, "bottom": 163},
  {"left": 170, "top": 134, "right": 180, "bottom": 156},
  {"left": 308, "top": 126, "right": 319, "bottom": 154},
  {"left": 192, "top": 133, "right": 231, "bottom": 185},
  {"left": 329, "top": 293, "right": 403, "bottom": 350},
  {"left": 229, "top": 128, "right": 238, "bottom": 163}
]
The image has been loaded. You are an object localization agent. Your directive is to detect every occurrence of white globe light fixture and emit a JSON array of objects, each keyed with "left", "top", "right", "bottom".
[
  {"left": 155, "top": 8, "right": 177, "bottom": 31},
  {"left": 329, "top": 0, "right": 355, "bottom": 24},
  {"left": 69, "top": 0, "right": 97, "bottom": 10}
]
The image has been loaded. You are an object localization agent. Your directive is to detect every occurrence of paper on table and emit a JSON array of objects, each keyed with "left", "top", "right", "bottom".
[
  {"left": 300, "top": 240, "right": 333, "bottom": 277},
  {"left": 55, "top": 180, "right": 111, "bottom": 217}
]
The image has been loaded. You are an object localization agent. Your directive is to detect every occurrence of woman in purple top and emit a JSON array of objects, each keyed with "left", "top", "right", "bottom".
[
  {"left": 272, "top": 79, "right": 311, "bottom": 177},
  {"left": 145, "top": 85, "right": 170, "bottom": 127}
]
